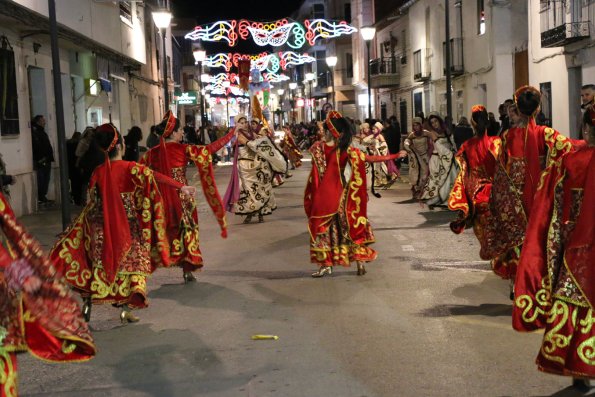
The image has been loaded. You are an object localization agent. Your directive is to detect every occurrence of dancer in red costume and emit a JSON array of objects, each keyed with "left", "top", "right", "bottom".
[
  {"left": 50, "top": 124, "right": 196, "bottom": 323},
  {"left": 305, "top": 111, "right": 377, "bottom": 277},
  {"left": 0, "top": 192, "right": 95, "bottom": 397},
  {"left": 448, "top": 105, "right": 502, "bottom": 273},
  {"left": 141, "top": 111, "right": 231, "bottom": 283},
  {"left": 487, "top": 86, "right": 572, "bottom": 291},
  {"left": 512, "top": 111, "right": 594, "bottom": 390}
]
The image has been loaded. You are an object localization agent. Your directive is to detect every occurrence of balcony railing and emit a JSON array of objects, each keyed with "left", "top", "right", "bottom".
[
  {"left": 541, "top": 22, "right": 590, "bottom": 47},
  {"left": 413, "top": 48, "right": 431, "bottom": 81},
  {"left": 442, "top": 38, "right": 464, "bottom": 76},
  {"left": 369, "top": 57, "right": 400, "bottom": 88}
]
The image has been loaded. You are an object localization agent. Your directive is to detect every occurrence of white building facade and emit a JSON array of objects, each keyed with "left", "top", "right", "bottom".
[{"left": 0, "top": 0, "right": 172, "bottom": 216}]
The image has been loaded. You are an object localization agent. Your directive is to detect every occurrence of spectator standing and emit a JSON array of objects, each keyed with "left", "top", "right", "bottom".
[
  {"left": 146, "top": 125, "right": 160, "bottom": 149},
  {"left": 0, "top": 152, "right": 16, "bottom": 197},
  {"left": 30, "top": 115, "right": 54, "bottom": 204},
  {"left": 123, "top": 126, "right": 143, "bottom": 162},
  {"left": 66, "top": 131, "right": 83, "bottom": 205},
  {"left": 487, "top": 112, "right": 500, "bottom": 136},
  {"left": 453, "top": 117, "right": 474, "bottom": 150},
  {"left": 581, "top": 84, "right": 595, "bottom": 125}
]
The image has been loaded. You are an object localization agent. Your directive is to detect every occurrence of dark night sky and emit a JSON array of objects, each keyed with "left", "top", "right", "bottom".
[{"left": 172, "top": 0, "right": 306, "bottom": 55}]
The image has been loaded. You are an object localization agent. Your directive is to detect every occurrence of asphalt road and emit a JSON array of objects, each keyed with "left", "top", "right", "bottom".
[{"left": 16, "top": 159, "right": 592, "bottom": 397}]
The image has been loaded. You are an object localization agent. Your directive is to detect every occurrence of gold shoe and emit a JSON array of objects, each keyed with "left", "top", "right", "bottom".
[
  {"left": 311, "top": 266, "right": 332, "bottom": 278},
  {"left": 243, "top": 215, "right": 253, "bottom": 224},
  {"left": 120, "top": 310, "right": 140, "bottom": 324},
  {"left": 356, "top": 263, "right": 367, "bottom": 276},
  {"left": 183, "top": 271, "right": 197, "bottom": 283}
]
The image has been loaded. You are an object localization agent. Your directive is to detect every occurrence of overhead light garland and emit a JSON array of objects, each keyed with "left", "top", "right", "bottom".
[
  {"left": 264, "top": 73, "right": 290, "bottom": 83},
  {"left": 185, "top": 18, "right": 356, "bottom": 48},
  {"left": 304, "top": 19, "right": 358, "bottom": 46},
  {"left": 278, "top": 51, "right": 316, "bottom": 70},
  {"left": 184, "top": 20, "right": 238, "bottom": 46}
]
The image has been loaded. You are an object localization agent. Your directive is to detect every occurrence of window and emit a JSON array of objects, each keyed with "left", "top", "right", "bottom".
[
  {"left": 315, "top": 50, "right": 328, "bottom": 88},
  {"left": 120, "top": 1, "right": 133, "bottom": 26},
  {"left": 344, "top": 3, "right": 351, "bottom": 23},
  {"left": 477, "top": 0, "right": 486, "bottom": 35},
  {"left": 0, "top": 37, "right": 18, "bottom": 136},
  {"left": 313, "top": 4, "right": 325, "bottom": 19},
  {"left": 413, "top": 49, "right": 421, "bottom": 78},
  {"left": 345, "top": 52, "right": 353, "bottom": 78}
]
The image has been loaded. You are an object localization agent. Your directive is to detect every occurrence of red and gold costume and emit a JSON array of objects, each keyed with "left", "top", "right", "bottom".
[
  {"left": 141, "top": 111, "right": 230, "bottom": 273},
  {"left": 281, "top": 128, "right": 303, "bottom": 168},
  {"left": 305, "top": 141, "right": 376, "bottom": 267},
  {"left": 487, "top": 118, "right": 571, "bottom": 279},
  {"left": 50, "top": 160, "right": 179, "bottom": 309},
  {"left": 512, "top": 145, "right": 595, "bottom": 378},
  {"left": 0, "top": 192, "right": 95, "bottom": 397},
  {"left": 448, "top": 133, "right": 501, "bottom": 264}
]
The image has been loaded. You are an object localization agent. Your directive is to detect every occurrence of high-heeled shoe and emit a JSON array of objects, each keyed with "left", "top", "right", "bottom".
[
  {"left": 243, "top": 215, "right": 253, "bottom": 224},
  {"left": 82, "top": 297, "right": 92, "bottom": 322},
  {"left": 311, "top": 266, "right": 332, "bottom": 278},
  {"left": 120, "top": 309, "right": 140, "bottom": 324},
  {"left": 572, "top": 378, "right": 591, "bottom": 390},
  {"left": 258, "top": 214, "right": 264, "bottom": 223},
  {"left": 356, "top": 263, "right": 367, "bottom": 276},
  {"left": 183, "top": 271, "right": 197, "bottom": 283}
]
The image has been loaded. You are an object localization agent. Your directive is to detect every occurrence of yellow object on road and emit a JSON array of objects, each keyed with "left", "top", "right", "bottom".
[{"left": 251, "top": 335, "right": 279, "bottom": 340}]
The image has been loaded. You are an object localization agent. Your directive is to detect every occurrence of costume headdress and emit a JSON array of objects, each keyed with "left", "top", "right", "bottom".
[
  {"left": 234, "top": 114, "right": 247, "bottom": 124},
  {"left": 360, "top": 122, "right": 370, "bottom": 131},
  {"left": 373, "top": 122, "right": 384, "bottom": 131},
  {"left": 158, "top": 110, "right": 178, "bottom": 139},
  {"left": 325, "top": 110, "right": 342, "bottom": 138},
  {"left": 412, "top": 117, "right": 423, "bottom": 125},
  {"left": 471, "top": 104, "right": 486, "bottom": 113}
]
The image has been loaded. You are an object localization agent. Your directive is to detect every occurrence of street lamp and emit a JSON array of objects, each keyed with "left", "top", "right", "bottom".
[
  {"left": 305, "top": 72, "right": 315, "bottom": 121},
  {"left": 288, "top": 82, "right": 297, "bottom": 123},
  {"left": 360, "top": 26, "right": 376, "bottom": 120},
  {"left": 152, "top": 9, "right": 172, "bottom": 113},
  {"left": 193, "top": 48, "right": 207, "bottom": 129},
  {"left": 325, "top": 55, "right": 337, "bottom": 111}
]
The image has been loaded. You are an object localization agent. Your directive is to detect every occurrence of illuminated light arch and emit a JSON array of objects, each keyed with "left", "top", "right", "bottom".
[
  {"left": 304, "top": 19, "right": 358, "bottom": 46},
  {"left": 184, "top": 20, "right": 238, "bottom": 46},
  {"left": 204, "top": 53, "right": 232, "bottom": 70},
  {"left": 278, "top": 51, "right": 316, "bottom": 70}
]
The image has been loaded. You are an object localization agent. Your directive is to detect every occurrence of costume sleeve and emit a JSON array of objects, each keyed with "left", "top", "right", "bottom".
[
  {"left": 512, "top": 162, "right": 562, "bottom": 332},
  {"left": 204, "top": 128, "right": 235, "bottom": 154},
  {"left": 152, "top": 170, "right": 184, "bottom": 189},
  {"left": 448, "top": 147, "right": 469, "bottom": 233}
]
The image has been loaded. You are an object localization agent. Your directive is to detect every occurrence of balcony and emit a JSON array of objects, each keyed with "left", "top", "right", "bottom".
[
  {"left": 413, "top": 48, "right": 431, "bottom": 81},
  {"left": 442, "top": 38, "right": 464, "bottom": 76},
  {"left": 541, "top": 22, "right": 590, "bottom": 47},
  {"left": 369, "top": 57, "right": 400, "bottom": 88}
]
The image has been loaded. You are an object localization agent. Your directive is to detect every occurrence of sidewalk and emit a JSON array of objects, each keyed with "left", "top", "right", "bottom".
[{"left": 17, "top": 206, "right": 73, "bottom": 251}]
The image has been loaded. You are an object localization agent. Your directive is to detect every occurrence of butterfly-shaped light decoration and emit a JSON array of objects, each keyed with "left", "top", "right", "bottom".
[
  {"left": 184, "top": 20, "right": 238, "bottom": 46},
  {"left": 304, "top": 19, "right": 358, "bottom": 46}
]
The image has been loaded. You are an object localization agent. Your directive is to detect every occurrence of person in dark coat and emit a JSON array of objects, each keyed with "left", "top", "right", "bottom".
[
  {"left": 123, "top": 126, "right": 143, "bottom": 162},
  {"left": 31, "top": 115, "right": 54, "bottom": 204},
  {"left": 453, "top": 117, "right": 474, "bottom": 150},
  {"left": 487, "top": 112, "right": 500, "bottom": 136},
  {"left": 66, "top": 131, "right": 83, "bottom": 205}
]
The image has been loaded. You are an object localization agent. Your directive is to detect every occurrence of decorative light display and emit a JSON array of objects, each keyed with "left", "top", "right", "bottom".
[
  {"left": 184, "top": 20, "right": 238, "bottom": 46},
  {"left": 238, "top": 19, "right": 306, "bottom": 49},
  {"left": 204, "top": 53, "right": 231, "bottom": 70},
  {"left": 304, "top": 19, "right": 358, "bottom": 46},
  {"left": 185, "top": 18, "right": 356, "bottom": 48},
  {"left": 278, "top": 51, "right": 316, "bottom": 70},
  {"left": 264, "top": 73, "right": 290, "bottom": 83}
]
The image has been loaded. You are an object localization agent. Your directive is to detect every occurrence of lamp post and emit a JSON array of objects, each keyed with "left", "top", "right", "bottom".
[
  {"left": 193, "top": 48, "right": 207, "bottom": 129},
  {"left": 152, "top": 10, "right": 172, "bottom": 113},
  {"left": 325, "top": 55, "right": 337, "bottom": 110},
  {"left": 305, "top": 72, "right": 315, "bottom": 121},
  {"left": 277, "top": 88, "right": 285, "bottom": 126},
  {"left": 289, "top": 82, "right": 297, "bottom": 123},
  {"left": 360, "top": 26, "right": 376, "bottom": 120}
]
